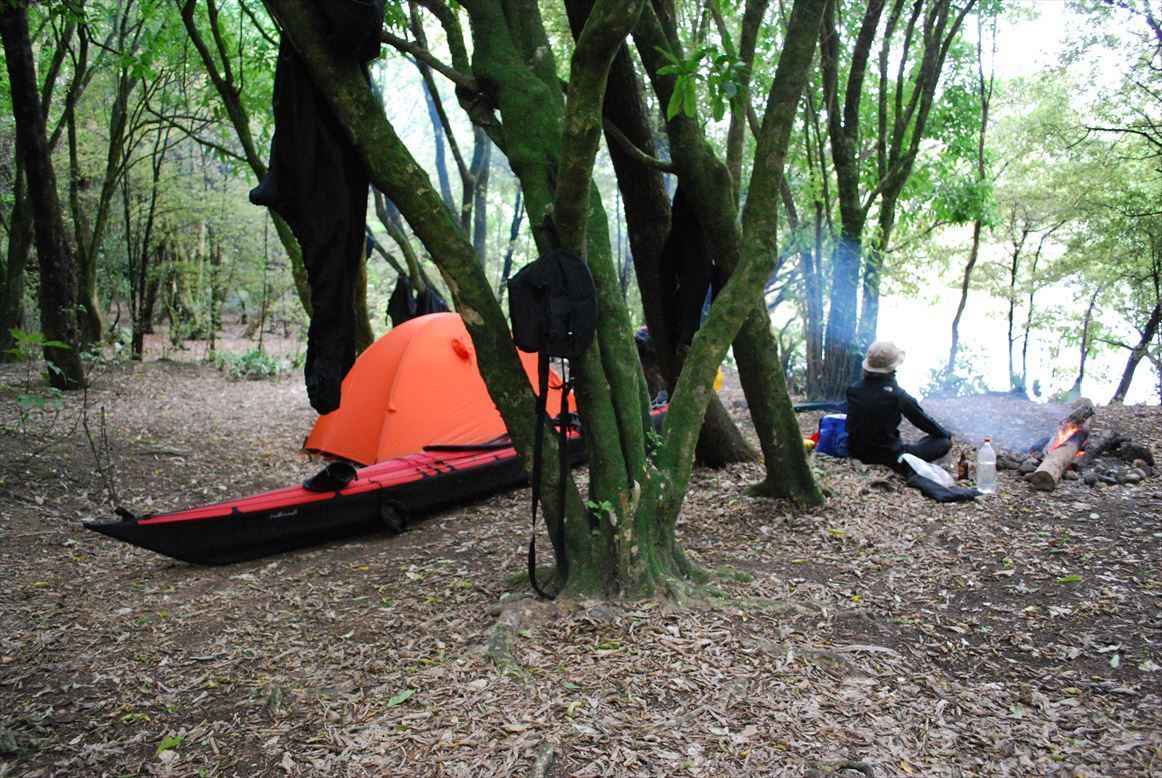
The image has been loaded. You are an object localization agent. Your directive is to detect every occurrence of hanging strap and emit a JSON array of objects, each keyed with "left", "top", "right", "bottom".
[
  {"left": 527, "top": 349, "right": 574, "bottom": 600},
  {"left": 527, "top": 349, "right": 553, "bottom": 599},
  {"left": 555, "top": 362, "right": 573, "bottom": 557}
]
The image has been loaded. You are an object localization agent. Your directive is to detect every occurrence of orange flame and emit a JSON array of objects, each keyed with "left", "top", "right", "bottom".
[{"left": 1049, "top": 422, "right": 1082, "bottom": 452}]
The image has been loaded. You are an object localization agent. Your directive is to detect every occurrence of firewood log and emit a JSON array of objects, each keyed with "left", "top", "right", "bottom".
[
  {"left": 1075, "top": 428, "right": 1124, "bottom": 471},
  {"left": 1027, "top": 418, "right": 1091, "bottom": 492},
  {"left": 1062, "top": 398, "right": 1095, "bottom": 427}
]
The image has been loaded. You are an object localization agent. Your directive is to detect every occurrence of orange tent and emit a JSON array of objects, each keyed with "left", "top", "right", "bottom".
[{"left": 304, "top": 312, "right": 573, "bottom": 466}]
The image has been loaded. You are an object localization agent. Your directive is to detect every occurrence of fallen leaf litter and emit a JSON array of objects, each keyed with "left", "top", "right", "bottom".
[{"left": 0, "top": 353, "right": 1158, "bottom": 776}]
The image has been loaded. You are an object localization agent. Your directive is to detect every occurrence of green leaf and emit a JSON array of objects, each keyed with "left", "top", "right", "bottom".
[
  {"left": 387, "top": 688, "right": 417, "bottom": 707},
  {"left": 711, "top": 95, "right": 726, "bottom": 122},
  {"left": 1057, "top": 575, "right": 1082, "bottom": 583},
  {"left": 653, "top": 44, "right": 681, "bottom": 66},
  {"left": 665, "top": 88, "right": 684, "bottom": 121},
  {"left": 683, "top": 79, "right": 698, "bottom": 118},
  {"left": 157, "top": 735, "right": 184, "bottom": 755}
]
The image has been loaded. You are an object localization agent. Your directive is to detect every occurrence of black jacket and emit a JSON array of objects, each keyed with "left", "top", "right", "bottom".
[
  {"left": 249, "top": 0, "right": 385, "bottom": 414},
  {"left": 845, "top": 372, "right": 951, "bottom": 465}
]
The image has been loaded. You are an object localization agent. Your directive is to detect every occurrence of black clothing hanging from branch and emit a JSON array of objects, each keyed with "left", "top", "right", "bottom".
[
  {"left": 658, "top": 184, "right": 716, "bottom": 347},
  {"left": 250, "top": 0, "right": 386, "bottom": 414},
  {"left": 386, "top": 275, "right": 416, "bottom": 328},
  {"left": 386, "top": 275, "right": 448, "bottom": 328}
]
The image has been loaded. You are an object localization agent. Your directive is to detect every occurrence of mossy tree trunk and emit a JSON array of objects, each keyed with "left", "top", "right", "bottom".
[
  {"left": 0, "top": 168, "right": 33, "bottom": 360},
  {"left": 565, "top": 0, "right": 757, "bottom": 468},
  {"left": 262, "top": 0, "right": 824, "bottom": 597},
  {"left": 58, "top": 20, "right": 107, "bottom": 348},
  {"left": 632, "top": 1, "right": 823, "bottom": 504}
]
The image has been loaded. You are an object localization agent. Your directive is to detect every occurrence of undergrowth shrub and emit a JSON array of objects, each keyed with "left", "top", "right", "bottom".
[
  {"left": 924, "top": 345, "right": 993, "bottom": 397},
  {"left": 212, "top": 348, "right": 289, "bottom": 381},
  {"left": 1, "top": 328, "right": 70, "bottom": 436}
]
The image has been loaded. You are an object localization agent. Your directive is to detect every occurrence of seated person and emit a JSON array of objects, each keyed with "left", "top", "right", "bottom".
[{"left": 845, "top": 340, "right": 952, "bottom": 472}]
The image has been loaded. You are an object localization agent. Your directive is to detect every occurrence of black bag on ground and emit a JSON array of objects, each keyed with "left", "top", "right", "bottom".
[{"left": 507, "top": 248, "right": 597, "bottom": 599}]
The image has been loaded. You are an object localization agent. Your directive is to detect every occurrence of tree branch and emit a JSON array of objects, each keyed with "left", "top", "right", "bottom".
[
  {"left": 239, "top": 0, "right": 280, "bottom": 48},
  {"left": 1085, "top": 124, "right": 1162, "bottom": 155},
  {"left": 379, "top": 28, "right": 479, "bottom": 92},
  {"left": 601, "top": 117, "right": 674, "bottom": 172},
  {"left": 408, "top": 6, "right": 470, "bottom": 186}
]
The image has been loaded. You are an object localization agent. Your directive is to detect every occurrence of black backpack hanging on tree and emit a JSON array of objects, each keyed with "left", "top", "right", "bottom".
[{"left": 507, "top": 241, "right": 597, "bottom": 599}]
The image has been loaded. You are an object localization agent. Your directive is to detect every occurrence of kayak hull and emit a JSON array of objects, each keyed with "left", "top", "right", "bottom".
[
  {"left": 84, "top": 444, "right": 530, "bottom": 565},
  {"left": 85, "top": 407, "right": 666, "bottom": 565}
]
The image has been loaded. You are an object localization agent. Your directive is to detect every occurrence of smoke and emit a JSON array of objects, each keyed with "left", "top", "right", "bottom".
[{"left": 920, "top": 394, "right": 1071, "bottom": 454}]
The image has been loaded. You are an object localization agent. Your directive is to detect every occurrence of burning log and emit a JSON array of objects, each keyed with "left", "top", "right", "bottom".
[
  {"left": 1026, "top": 399, "right": 1094, "bottom": 492},
  {"left": 1027, "top": 426, "right": 1089, "bottom": 491},
  {"left": 1075, "top": 428, "right": 1125, "bottom": 471},
  {"left": 1060, "top": 398, "right": 1095, "bottom": 428}
]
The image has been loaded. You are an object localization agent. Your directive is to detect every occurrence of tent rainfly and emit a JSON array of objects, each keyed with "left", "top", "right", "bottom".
[{"left": 304, "top": 312, "right": 572, "bottom": 465}]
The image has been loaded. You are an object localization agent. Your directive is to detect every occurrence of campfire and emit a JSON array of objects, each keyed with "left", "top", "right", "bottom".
[
  {"left": 1024, "top": 400, "right": 1093, "bottom": 491},
  {"left": 993, "top": 398, "right": 1155, "bottom": 491},
  {"left": 1049, "top": 421, "right": 1086, "bottom": 452}
]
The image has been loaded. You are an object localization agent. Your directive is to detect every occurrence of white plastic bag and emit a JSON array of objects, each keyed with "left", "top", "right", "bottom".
[{"left": 898, "top": 452, "right": 955, "bottom": 487}]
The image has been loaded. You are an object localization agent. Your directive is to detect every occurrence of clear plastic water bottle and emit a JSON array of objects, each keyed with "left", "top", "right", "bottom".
[{"left": 977, "top": 438, "right": 997, "bottom": 494}]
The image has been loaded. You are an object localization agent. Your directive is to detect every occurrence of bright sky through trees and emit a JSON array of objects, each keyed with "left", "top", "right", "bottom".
[{"left": 882, "top": 1, "right": 1158, "bottom": 405}]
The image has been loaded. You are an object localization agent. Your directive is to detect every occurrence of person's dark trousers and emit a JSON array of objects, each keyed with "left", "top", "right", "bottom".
[
  {"left": 904, "top": 435, "right": 952, "bottom": 463},
  {"left": 888, "top": 435, "right": 953, "bottom": 475}
]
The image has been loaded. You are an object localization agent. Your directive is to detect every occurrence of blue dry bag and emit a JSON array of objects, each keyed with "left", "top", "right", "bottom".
[{"left": 816, "top": 414, "right": 849, "bottom": 457}]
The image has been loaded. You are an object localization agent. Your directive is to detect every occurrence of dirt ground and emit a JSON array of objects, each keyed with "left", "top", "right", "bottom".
[{"left": 1, "top": 333, "right": 1159, "bottom": 777}]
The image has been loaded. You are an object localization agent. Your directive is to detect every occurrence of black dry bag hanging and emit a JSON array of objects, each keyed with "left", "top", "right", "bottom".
[{"left": 507, "top": 248, "right": 597, "bottom": 599}]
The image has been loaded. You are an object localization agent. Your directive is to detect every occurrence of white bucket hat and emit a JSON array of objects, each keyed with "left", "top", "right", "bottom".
[{"left": 863, "top": 340, "right": 905, "bottom": 373}]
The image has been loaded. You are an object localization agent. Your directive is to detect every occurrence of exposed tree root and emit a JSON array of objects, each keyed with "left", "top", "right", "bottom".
[
  {"left": 668, "top": 544, "right": 712, "bottom": 587},
  {"left": 714, "top": 565, "right": 757, "bottom": 583},
  {"left": 505, "top": 565, "right": 565, "bottom": 597},
  {"left": 804, "top": 760, "right": 875, "bottom": 777},
  {"left": 747, "top": 478, "right": 827, "bottom": 507},
  {"left": 484, "top": 618, "right": 532, "bottom": 686},
  {"left": 528, "top": 740, "right": 557, "bottom": 778},
  {"left": 484, "top": 595, "right": 558, "bottom": 685}
]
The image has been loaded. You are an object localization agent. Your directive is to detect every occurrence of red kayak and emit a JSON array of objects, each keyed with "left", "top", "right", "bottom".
[
  {"left": 85, "top": 438, "right": 544, "bottom": 565},
  {"left": 84, "top": 406, "right": 665, "bottom": 565}
]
